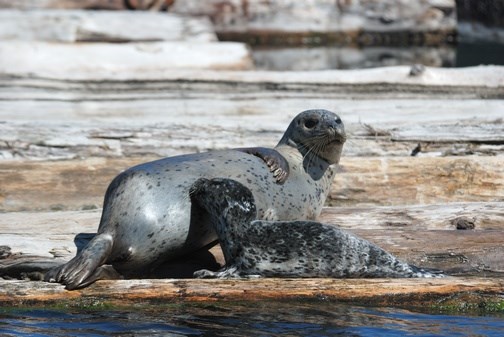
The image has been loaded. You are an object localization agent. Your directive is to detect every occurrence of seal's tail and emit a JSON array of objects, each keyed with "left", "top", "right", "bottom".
[{"left": 44, "top": 233, "right": 114, "bottom": 289}]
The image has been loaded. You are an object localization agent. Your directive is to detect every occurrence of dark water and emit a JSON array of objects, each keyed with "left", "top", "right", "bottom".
[
  {"left": 252, "top": 40, "right": 504, "bottom": 71},
  {"left": 1, "top": 302, "right": 504, "bottom": 337}
]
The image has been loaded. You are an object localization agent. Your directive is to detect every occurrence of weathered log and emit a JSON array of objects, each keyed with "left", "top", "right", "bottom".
[
  {"left": 389, "top": 122, "right": 504, "bottom": 143},
  {"left": 0, "top": 41, "right": 254, "bottom": 75},
  {"left": 2, "top": 202, "right": 503, "bottom": 276},
  {"left": 0, "top": 0, "right": 125, "bottom": 10},
  {"left": 170, "top": 0, "right": 455, "bottom": 46},
  {"left": 0, "top": 10, "right": 216, "bottom": 43},
  {"left": 331, "top": 156, "right": 504, "bottom": 206},
  {"left": 1, "top": 66, "right": 502, "bottom": 98},
  {"left": 0, "top": 0, "right": 172, "bottom": 10},
  {"left": 0, "top": 277, "right": 502, "bottom": 310},
  {"left": 2, "top": 100, "right": 503, "bottom": 132},
  {"left": 1, "top": 117, "right": 504, "bottom": 160},
  {"left": 318, "top": 202, "right": 504, "bottom": 230},
  {"left": 1, "top": 156, "right": 503, "bottom": 212}
]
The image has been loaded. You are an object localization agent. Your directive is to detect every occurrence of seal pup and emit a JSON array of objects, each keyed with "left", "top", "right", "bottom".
[
  {"left": 191, "top": 178, "right": 443, "bottom": 279},
  {"left": 45, "top": 109, "right": 346, "bottom": 289}
]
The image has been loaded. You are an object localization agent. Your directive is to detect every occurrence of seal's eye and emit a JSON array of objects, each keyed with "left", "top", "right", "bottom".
[
  {"left": 304, "top": 119, "right": 319, "bottom": 129},
  {"left": 335, "top": 117, "right": 342, "bottom": 125}
]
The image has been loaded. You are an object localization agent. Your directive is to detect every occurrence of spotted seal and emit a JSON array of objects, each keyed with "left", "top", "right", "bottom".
[
  {"left": 191, "top": 178, "right": 443, "bottom": 279},
  {"left": 45, "top": 109, "right": 346, "bottom": 289}
]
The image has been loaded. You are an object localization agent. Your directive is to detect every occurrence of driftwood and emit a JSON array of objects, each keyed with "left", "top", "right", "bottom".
[
  {"left": 0, "top": 41, "right": 253, "bottom": 74},
  {"left": 331, "top": 156, "right": 504, "bottom": 206},
  {"left": 0, "top": 277, "right": 502, "bottom": 309},
  {"left": 0, "top": 0, "right": 126, "bottom": 10},
  {"left": 1, "top": 67, "right": 503, "bottom": 161},
  {"left": 170, "top": 0, "right": 455, "bottom": 46},
  {"left": 1, "top": 156, "right": 503, "bottom": 212},
  {"left": 1, "top": 66, "right": 503, "bottom": 98},
  {"left": 1, "top": 202, "right": 503, "bottom": 277},
  {"left": 2, "top": 117, "right": 504, "bottom": 161},
  {"left": 0, "top": 1, "right": 456, "bottom": 40},
  {"left": 0, "top": 0, "right": 170, "bottom": 10},
  {"left": 0, "top": 10, "right": 216, "bottom": 43},
  {"left": 0, "top": 5, "right": 502, "bottom": 309}
]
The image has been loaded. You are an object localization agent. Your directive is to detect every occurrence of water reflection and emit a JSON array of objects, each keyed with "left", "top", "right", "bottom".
[
  {"left": 252, "top": 40, "right": 504, "bottom": 70},
  {"left": 1, "top": 301, "right": 503, "bottom": 336}
]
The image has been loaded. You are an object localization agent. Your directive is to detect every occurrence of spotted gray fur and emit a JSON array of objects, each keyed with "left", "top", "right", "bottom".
[
  {"left": 45, "top": 109, "right": 346, "bottom": 289},
  {"left": 192, "top": 178, "right": 444, "bottom": 279}
]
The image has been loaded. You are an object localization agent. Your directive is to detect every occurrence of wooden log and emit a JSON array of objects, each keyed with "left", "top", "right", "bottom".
[
  {"left": 1, "top": 156, "right": 503, "bottom": 212},
  {"left": 0, "top": 0, "right": 125, "bottom": 10},
  {"left": 389, "top": 122, "right": 504, "bottom": 143},
  {"left": 0, "top": 157, "right": 132, "bottom": 212},
  {"left": 0, "top": 277, "right": 502, "bottom": 309},
  {"left": 3, "top": 202, "right": 504, "bottom": 251},
  {"left": 319, "top": 202, "right": 504, "bottom": 230},
  {"left": 0, "top": 0, "right": 175, "bottom": 10},
  {"left": 2, "top": 202, "right": 503, "bottom": 276},
  {"left": 0, "top": 41, "right": 254, "bottom": 74},
  {"left": 2, "top": 100, "right": 503, "bottom": 131},
  {"left": 1, "top": 66, "right": 503, "bottom": 98},
  {"left": 331, "top": 156, "right": 504, "bottom": 206},
  {"left": 1, "top": 116, "right": 504, "bottom": 160},
  {"left": 0, "top": 10, "right": 216, "bottom": 43},
  {"left": 170, "top": 0, "right": 455, "bottom": 46}
]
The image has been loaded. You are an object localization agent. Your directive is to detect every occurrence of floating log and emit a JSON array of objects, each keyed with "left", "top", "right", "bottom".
[
  {"left": 0, "top": 277, "right": 503, "bottom": 310},
  {"left": 0, "top": 10, "right": 216, "bottom": 43}
]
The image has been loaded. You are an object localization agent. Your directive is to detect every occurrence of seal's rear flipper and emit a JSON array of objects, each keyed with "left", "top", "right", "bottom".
[
  {"left": 45, "top": 233, "right": 114, "bottom": 290},
  {"left": 235, "top": 147, "right": 289, "bottom": 184}
]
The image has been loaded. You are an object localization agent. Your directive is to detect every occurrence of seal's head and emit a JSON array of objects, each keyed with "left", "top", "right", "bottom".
[{"left": 279, "top": 109, "right": 346, "bottom": 165}]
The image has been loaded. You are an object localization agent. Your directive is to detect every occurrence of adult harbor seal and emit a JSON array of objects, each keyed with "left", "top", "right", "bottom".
[
  {"left": 191, "top": 178, "right": 443, "bottom": 279},
  {"left": 45, "top": 109, "right": 346, "bottom": 289}
]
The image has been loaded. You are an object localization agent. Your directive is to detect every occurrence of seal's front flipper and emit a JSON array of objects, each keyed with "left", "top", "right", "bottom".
[
  {"left": 45, "top": 233, "right": 113, "bottom": 290},
  {"left": 76, "top": 265, "right": 123, "bottom": 289},
  {"left": 236, "top": 147, "right": 289, "bottom": 184}
]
